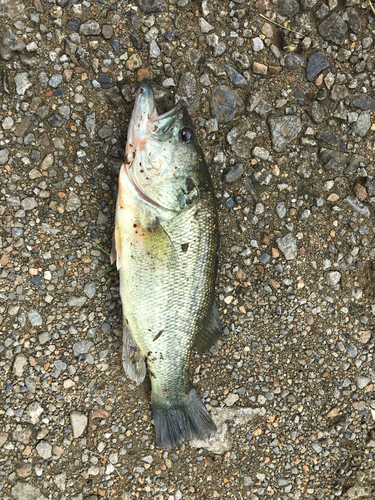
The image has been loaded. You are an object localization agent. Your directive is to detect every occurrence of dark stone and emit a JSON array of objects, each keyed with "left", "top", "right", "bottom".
[
  {"left": 53, "top": 88, "right": 63, "bottom": 97},
  {"left": 320, "top": 149, "right": 349, "bottom": 173},
  {"left": 278, "top": 0, "right": 299, "bottom": 16},
  {"left": 57, "top": 0, "right": 70, "bottom": 7},
  {"left": 306, "top": 52, "right": 330, "bottom": 81},
  {"left": 368, "top": 180, "right": 375, "bottom": 197},
  {"left": 345, "top": 154, "right": 368, "bottom": 175},
  {"left": 165, "top": 30, "right": 176, "bottom": 41},
  {"left": 306, "top": 101, "right": 326, "bottom": 124},
  {"left": 259, "top": 253, "right": 271, "bottom": 264},
  {"left": 30, "top": 276, "right": 42, "bottom": 286},
  {"left": 210, "top": 85, "right": 245, "bottom": 123},
  {"left": 223, "top": 64, "right": 247, "bottom": 87},
  {"left": 349, "top": 94, "right": 375, "bottom": 111},
  {"left": 66, "top": 18, "right": 81, "bottom": 32},
  {"left": 48, "top": 114, "right": 63, "bottom": 127},
  {"left": 99, "top": 72, "right": 110, "bottom": 84},
  {"left": 134, "top": 0, "right": 167, "bottom": 13},
  {"left": 285, "top": 53, "right": 305, "bottom": 70},
  {"left": 318, "top": 13, "right": 348, "bottom": 45},
  {"left": 30, "top": 149, "right": 40, "bottom": 160},
  {"left": 316, "top": 130, "right": 340, "bottom": 147},
  {"left": 109, "top": 39, "right": 119, "bottom": 54},
  {"left": 223, "top": 163, "right": 244, "bottom": 183},
  {"left": 130, "top": 33, "right": 142, "bottom": 49},
  {"left": 346, "top": 7, "right": 362, "bottom": 33}
]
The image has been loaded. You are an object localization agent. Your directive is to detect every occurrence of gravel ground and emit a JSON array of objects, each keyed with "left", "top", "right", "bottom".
[{"left": 1, "top": 0, "right": 375, "bottom": 499}]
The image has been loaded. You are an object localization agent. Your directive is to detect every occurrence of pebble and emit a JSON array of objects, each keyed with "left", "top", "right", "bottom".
[
  {"left": 268, "top": 116, "right": 302, "bottom": 152},
  {"left": 318, "top": 13, "right": 348, "bottom": 44},
  {"left": 84, "top": 283, "right": 97, "bottom": 298},
  {"left": 13, "top": 354, "right": 28, "bottom": 377},
  {"left": 306, "top": 52, "right": 330, "bottom": 81},
  {"left": 198, "top": 17, "right": 214, "bottom": 33},
  {"left": 80, "top": 20, "right": 101, "bottom": 36},
  {"left": 70, "top": 411, "right": 88, "bottom": 438},
  {"left": 14, "top": 73, "right": 31, "bottom": 95},
  {"left": 12, "top": 483, "right": 48, "bottom": 500},
  {"left": 223, "top": 164, "right": 244, "bottom": 183},
  {"left": 28, "top": 310, "right": 42, "bottom": 326},
  {"left": 210, "top": 85, "right": 245, "bottom": 123},
  {"left": 352, "top": 111, "right": 371, "bottom": 138},
  {"left": 223, "top": 64, "right": 247, "bottom": 87},
  {"left": 326, "top": 271, "right": 341, "bottom": 286},
  {"left": 73, "top": 340, "right": 93, "bottom": 356},
  {"left": 49, "top": 74, "right": 63, "bottom": 88},
  {"left": 276, "top": 233, "right": 297, "bottom": 260},
  {"left": 349, "top": 94, "right": 375, "bottom": 111},
  {"left": 276, "top": 202, "right": 287, "bottom": 219},
  {"left": 36, "top": 441, "right": 52, "bottom": 459},
  {"left": 66, "top": 192, "right": 81, "bottom": 212},
  {"left": 343, "top": 196, "right": 370, "bottom": 217}
]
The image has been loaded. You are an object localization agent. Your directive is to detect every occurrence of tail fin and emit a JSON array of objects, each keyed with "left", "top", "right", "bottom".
[{"left": 152, "top": 387, "right": 217, "bottom": 449}]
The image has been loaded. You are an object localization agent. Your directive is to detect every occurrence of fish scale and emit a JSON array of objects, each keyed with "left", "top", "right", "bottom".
[{"left": 112, "top": 80, "right": 221, "bottom": 448}]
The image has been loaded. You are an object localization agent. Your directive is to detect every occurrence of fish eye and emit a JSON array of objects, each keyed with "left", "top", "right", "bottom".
[{"left": 179, "top": 127, "right": 194, "bottom": 144}]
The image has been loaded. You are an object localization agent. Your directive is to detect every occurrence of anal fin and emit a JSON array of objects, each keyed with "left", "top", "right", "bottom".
[
  {"left": 122, "top": 323, "right": 146, "bottom": 384},
  {"left": 195, "top": 300, "right": 223, "bottom": 351}
]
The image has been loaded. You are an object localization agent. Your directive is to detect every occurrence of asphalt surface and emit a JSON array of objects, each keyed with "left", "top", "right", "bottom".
[{"left": 1, "top": 0, "right": 375, "bottom": 499}]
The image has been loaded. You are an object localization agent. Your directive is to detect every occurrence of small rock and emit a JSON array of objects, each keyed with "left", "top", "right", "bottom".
[
  {"left": 224, "top": 393, "right": 239, "bottom": 407},
  {"left": 135, "top": 0, "right": 167, "bottom": 13},
  {"left": 251, "top": 37, "right": 264, "bottom": 52},
  {"left": 49, "top": 74, "right": 63, "bottom": 88},
  {"left": 126, "top": 53, "right": 142, "bottom": 71},
  {"left": 352, "top": 111, "right": 371, "bottom": 138},
  {"left": 84, "top": 282, "right": 96, "bottom": 298},
  {"left": 70, "top": 411, "right": 88, "bottom": 438},
  {"left": 79, "top": 20, "right": 101, "bottom": 36},
  {"left": 276, "top": 202, "right": 287, "bottom": 219},
  {"left": 12, "top": 483, "right": 47, "bottom": 500},
  {"left": 28, "top": 310, "right": 42, "bottom": 327},
  {"left": 13, "top": 354, "right": 28, "bottom": 377},
  {"left": 253, "top": 62, "right": 268, "bottom": 75},
  {"left": 223, "top": 64, "right": 247, "bottom": 87},
  {"left": 306, "top": 52, "right": 329, "bottom": 81},
  {"left": 223, "top": 164, "right": 244, "bottom": 183},
  {"left": 198, "top": 17, "right": 214, "bottom": 33},
  {"left": 210, "top": 85, "right": 245, "bottom": 123},
  {"left": 0, "top": 148, "right": 10, "bottom": 165},
  {"left": 66, "top": 192, "right": 81, "bottom": 212},
  {"left": 175, "top": 72, "right": 199, "bottom": 112},
  {"left": 343, "top": 196, "right": 370, "bottom": 217},
  {"left": 73, "top": 340, "right": 93, "bottom": 356},
  {"left": 349, "top": 94, "right": 375, "bottom": 111},
  {"left": 26, "top": 402, "right": 44, "bottom": 423},
  {"left": 268, "top": 116, "right": 302, "bottom": 152},
  {"left": 276, "top": 233, "right": 297, "bottom": 260},
  {"left": 16, "top": 463, "right": 32, "bottom": 478},
  {"left": 48, "top": 114, "right": 63, "bottom": 127},
  {"left": 306, "top": 101, "right": 326, "bottom": 124},
  {"left": 36, "top": 441, "right": 52, "bottom": 459},
  {"left": 326, "top": 271, "right": 341, "bottom": 286},
  {"left": 330, "top": 84, "right": 349, "bottom": 101},
  {"left": 102, "top": 25, "right": 113, "bottom": 39},
  {"left": 285, "top": 53, "right": 305, "bottom": 70},
  {"left": 98, "top": 125, "right": 112, "bottom": 139},
  {"left": 318, "top": 13, "right": 347, "bottom": 45},
  {"left": 67, "top": 18, "right": 81, "bottom": 32}
]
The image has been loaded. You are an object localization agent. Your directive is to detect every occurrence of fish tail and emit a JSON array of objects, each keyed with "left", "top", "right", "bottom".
[{"left": 152, "top": 387, "right": 217, "bottom": 449}]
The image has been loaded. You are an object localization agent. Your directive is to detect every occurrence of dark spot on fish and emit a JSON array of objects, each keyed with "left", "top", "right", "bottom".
[
  {"left": 133, "top": 224, "right": 137, "bottom": 227},
  {"left": 162, "top": 389, "right": 168, "bottom": 393},
  {"left": 149, "top": 370, "right": 156, "bottom": 378},
  {"left": 153, "top": 330, "right": 164, "bottom": 342},
  {"left": 181, "top": 243, "right": 189, "bottom": 252},
  {"left": 140, "top": 169, "right": 144, "bottom": 173},
  {"left": 194, "top": 210, "right": 200, "bottom": 218},
  {"left": 185, "top": 177, "right": 195, "bottom": 194},
  {"left": 160, "top": 353, "right": 164, "bottom": 360},
  {"left": 147, "top": 351, "right": 152, "bottom": 357},
  {"left": 147, "top": 227, "right": 153, "bottom": 233}
]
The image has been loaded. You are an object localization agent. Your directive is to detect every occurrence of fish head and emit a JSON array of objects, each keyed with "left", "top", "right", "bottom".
[{"left": 125, "top": 79, "right": 209, "bottom": 212}]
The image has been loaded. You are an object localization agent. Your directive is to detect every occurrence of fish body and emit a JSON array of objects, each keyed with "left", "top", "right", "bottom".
[{"left": 111, "top": 80, "right": 221, "bottom": 448}]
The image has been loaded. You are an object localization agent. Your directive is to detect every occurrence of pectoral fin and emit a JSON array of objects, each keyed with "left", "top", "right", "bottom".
[
  {"left": 195, "top": 300, "right": 223, "bottom": 351},
  {"left": 122, "top": 322, "right": 146, "bottom": 384}
]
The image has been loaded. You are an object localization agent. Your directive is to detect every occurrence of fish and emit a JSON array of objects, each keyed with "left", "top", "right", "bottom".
[{"left": 111, "top": 79, "right": 222, "bottom": 449}]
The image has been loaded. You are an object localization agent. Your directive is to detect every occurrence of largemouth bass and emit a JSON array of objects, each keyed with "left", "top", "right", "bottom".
[{"left": 111, "top": 80, "right": 221, "bottom": 449}]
